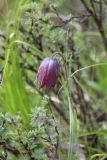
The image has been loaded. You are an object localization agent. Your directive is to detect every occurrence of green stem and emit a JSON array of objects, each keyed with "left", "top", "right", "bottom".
[{"left": 67, "top": 95, "right": 74, "bottom": 160}]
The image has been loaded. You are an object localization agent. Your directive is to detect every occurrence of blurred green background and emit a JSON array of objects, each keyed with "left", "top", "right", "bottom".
[{"left": 0, "top": 0, "right": 107, "bottom": 159}]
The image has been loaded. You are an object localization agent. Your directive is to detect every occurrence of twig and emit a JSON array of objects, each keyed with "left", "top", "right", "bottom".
[
  {"left": 49, "top": 102, "right": 59, "bottom": 154},
  {"left": 99, "top": 0, "right": 102, "bottom": 19},
  {"left": 50, "top": 14, "right": 91, "bottom": 30},
  {"left": 90, "top": 0, "right": 97, "bottom": 16},
  {"left": 80, "top": 0, "right": 107, "bottom": 51}
]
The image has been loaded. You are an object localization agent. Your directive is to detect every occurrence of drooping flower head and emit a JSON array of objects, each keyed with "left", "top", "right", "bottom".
[{"left": 36, "top": 57, "right": 59, "bottom": 90}]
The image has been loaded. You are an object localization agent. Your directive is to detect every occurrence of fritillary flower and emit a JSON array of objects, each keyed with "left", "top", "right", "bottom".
[{"left": 36, "top": 57, "right": 59, "bottom": 90}]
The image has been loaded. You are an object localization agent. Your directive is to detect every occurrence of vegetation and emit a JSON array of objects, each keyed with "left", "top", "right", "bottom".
[{"left": 0, "top": 0, "right": 107, "bottom": 159}]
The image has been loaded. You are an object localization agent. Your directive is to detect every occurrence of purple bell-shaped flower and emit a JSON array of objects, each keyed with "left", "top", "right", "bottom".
[{"left": 36, "top": 57, "right": 59, "bottom": 90}]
